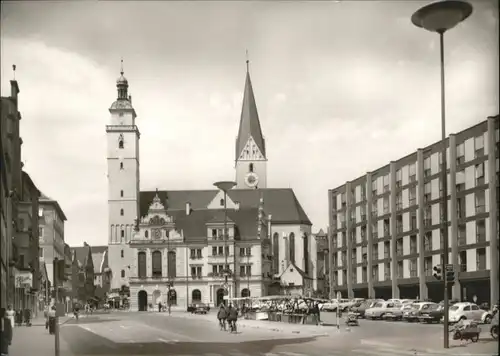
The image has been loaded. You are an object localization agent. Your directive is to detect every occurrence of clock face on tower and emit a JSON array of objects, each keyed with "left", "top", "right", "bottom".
[{"left": 245, "top": 172, "right": 259, "bottom": 188}]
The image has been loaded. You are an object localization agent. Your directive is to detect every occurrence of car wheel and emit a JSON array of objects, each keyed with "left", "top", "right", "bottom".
[
  {"left": 484, "top": 315, "right": 492, "bottom": 324},
  {"left": 379, "top": 313, "right": 385, "bottom": 320},
  {"left": 470, "top": 334, "right": 479, "bottom": 343},
  {"left": 459, "top": 316, "right": 466, "bottom": 321}
]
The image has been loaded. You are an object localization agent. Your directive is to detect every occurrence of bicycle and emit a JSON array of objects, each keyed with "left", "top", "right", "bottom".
[{"left": 228, "top": 320, "right": 237, "bottom": 333}]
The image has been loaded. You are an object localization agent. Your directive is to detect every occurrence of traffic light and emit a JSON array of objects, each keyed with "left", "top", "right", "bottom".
[
  {"left": 433, "top": 265, "right": 442, "bottom": 280},
  {"left": 446, "top": 270, "right": 455, "bottom": 284}
]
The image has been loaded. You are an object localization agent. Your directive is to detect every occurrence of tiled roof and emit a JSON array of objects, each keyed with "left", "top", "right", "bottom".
[
  {"left": 235, "top": 71, "right": 266, "bottom": 160},
  {"left": 139, "top": 188, "right": 311, "bottom": 226},
  {"left": 166, "top": 208, "right": 261, "bottom": 241}
]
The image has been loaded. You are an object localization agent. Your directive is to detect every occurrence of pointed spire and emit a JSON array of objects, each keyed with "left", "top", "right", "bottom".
[
  {"left": 116, "top": 58, "right": 129, "bottom": 100},
  {"left": 12, "top": 64, "right": 16, "bottom": 80},
  {"left": 235, "top": 56, "right": 266, "bottom": 161},
  {"left": 246, "top": 50, "right": 249, "bottom": 73}
]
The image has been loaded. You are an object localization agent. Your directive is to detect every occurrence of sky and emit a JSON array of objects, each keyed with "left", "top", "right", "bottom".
[{"left": 1, "top": 0, "right": 498, "bottom": 248}]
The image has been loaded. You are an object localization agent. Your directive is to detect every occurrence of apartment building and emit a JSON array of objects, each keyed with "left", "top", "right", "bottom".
[
  {"left": 39, "top": 193, "right": 68, "bottom": 304},
  {"left": 328, "top": 116, "right": 499, "bottom": 305}
]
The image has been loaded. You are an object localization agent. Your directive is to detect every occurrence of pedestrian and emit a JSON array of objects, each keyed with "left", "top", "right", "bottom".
[
  {"left": 1, "top": 307, "right": 13, "bottom": 356},
  {"left": 226, "top": 304, "right": 238, "bottom": 333},
  {"left": 158, "top": 302, "right": 162, "bottom": 313},
  {"left": 217, "top": 304, "right": 227, "bottom": 330},
  {"left": 48, "top": 306, "right": 56, "bottom": 335},
  {"left": 5, "top": 306, "right": 14, "bottom": 330}
]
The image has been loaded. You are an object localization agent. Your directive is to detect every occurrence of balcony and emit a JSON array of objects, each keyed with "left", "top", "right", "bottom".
[
  {"left": 190, "top": 275, "right": 203, "bottom": 280},
  {"left": 130, "top": 276, "right": 175, "bottom": 283},
  {"left": 189, "top": 255, "right": 203, "bottom": 260},
  {"left": 208, "top": 254, "right": 233, "bottom": 261}
]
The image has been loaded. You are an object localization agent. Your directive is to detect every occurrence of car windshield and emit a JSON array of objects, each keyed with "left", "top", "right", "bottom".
[
  {"left": 373, "top": 303, "right": 383, "bottom": 308},
  {"left": 428, "top": 304, "right": 439, "bottom": 310},
  {"left": 411, "top": 304, "right": 420, "bottom": 309},
  {"left": 449, "top": 306, "right": 459, "bottom": 311}
]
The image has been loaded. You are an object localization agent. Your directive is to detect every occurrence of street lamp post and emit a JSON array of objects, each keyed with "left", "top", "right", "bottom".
[
  {"left": 214, "top": 181, "right": 237, "bottom": 302},
  {"left": 411, "top": 0, "right": 473, "bottom": 349}
]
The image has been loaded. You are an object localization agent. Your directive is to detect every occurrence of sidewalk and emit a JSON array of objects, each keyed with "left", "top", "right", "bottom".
[
  {"left": 9, "top": 322, "right": 74, "bottom": 356},
  {"left": 161, "top": 310, "right": 333, "bottom": 336},
  {"left": 31, "top": 314, "right": 72, "bottom": 327}
]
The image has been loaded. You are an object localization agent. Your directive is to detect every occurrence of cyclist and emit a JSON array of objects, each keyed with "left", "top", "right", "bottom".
[
  {"left": 227, "top": 304, "right": 238, "bottom": 333},
  {"left": 217, "top": 304, "right": 227, "bottom": 330}
]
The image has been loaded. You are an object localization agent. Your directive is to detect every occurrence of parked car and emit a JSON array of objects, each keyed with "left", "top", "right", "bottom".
[
  {"left": 480, "top": 309, "right": 497, "bottom": 324},
  {"left": 352, "top": 300, "right": 383, "bottom": 318},
  {"left": 418, "top": 304, "right": 444, "bottom": 323},
  {"left": 365, "top": 301, "right": 402, "bottom": 320},
  {"left": 321, "top": 299, "right": 339, "bottom": 312},
  {"left": 188, "top": 303, "right": 210, "bottom": 314},
  {"left": 338, "top": 299, "right": 352, "bottom": 311},
  {"left": 448, "top": 302, "right": 485, "bottom": 323},
  {"left": 403, "top": 302, "right": 436, "bottom": 322},
  {"left": 382, "top": 303, "right": 406, "bottom": 321}
]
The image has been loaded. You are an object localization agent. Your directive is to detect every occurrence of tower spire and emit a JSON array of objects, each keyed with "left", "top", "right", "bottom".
[
  {"left": 246, "top": 50, "right": 249, "bottom": 73},
  {"left": 235, "top": 57, "right": 266, "bottom": 161},
  {"left": 116, "top": 58, "right": 129, "bottom": 100}
]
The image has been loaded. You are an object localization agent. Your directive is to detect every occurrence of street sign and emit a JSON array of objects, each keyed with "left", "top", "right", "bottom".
[{"left": 445, "top": 264, "right": 454, "bottom": 272}]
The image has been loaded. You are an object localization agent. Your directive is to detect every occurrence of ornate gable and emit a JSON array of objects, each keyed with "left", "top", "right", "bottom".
[
  {"left": 237, "top": 136, "right": 265, "bottom": 161},
  {"left": 135, "top": 191, "right": 181, "bottom": 242}
]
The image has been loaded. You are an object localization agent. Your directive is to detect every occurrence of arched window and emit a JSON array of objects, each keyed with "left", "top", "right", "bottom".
[
  {"left": 120, "top": 190, "right": 124, "bottom": 197},
  {"left": 192, "top": 289, "right": 201, "bottom": 302},
  {"left": 118, "top": 134, "right": 124, "bottom": 149},
  {"left": 152, "top": 250, "right": 162, "bottom": 278},
  {"left": 303, "top": 233, "right": 309, "bottom": 274},
  {"left": 121, "top": 269, "right": 125, "bottom": 278},
  {"left": 120, "top": 162, "right": 124, "bottom": 170},
  {"left": 273, "top": 232, "right": 279, "bottom": 273},
  {"left": 220, "top": 198, "right": 224, "bottom": 206},
  {"left": 145, "top": 230, "right": 149, "bottom": 238},
  {"left": 289, "top": 232, "right": 295, "bottom": 263},
  {"left": 121, "top": 229, "right": 125, "bottom": 238},
  {"left": 249, "top": 163, "right": 254, "bottom": 172},
  {"left": 120, "top": 208, "right": 124, "bottom": 216},
  {"left": 137, "top": 251, "right": 146, "bottom": 278},
  {"left": 121, "top": 250, "right": 124, "bottom": 258},
  {"left": 167, "top": 251, "right": 177, "bottom": 278}
]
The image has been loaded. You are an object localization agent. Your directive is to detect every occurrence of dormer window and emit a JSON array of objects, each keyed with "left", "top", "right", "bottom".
[
  {"left": 249, "top": 163, "right": 254, "bottom": 172},
  {"left": 118, "top": 134, "right": 124, "bottom": 149},
  {"left": 220, "top": 199, "right": 224, "bottom": 206}
]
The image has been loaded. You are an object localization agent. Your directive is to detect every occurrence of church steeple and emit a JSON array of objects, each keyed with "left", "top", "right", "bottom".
[
  {"left": 235, "top": 55, "right": 267, "bottom": 189},
  {"left": 116, "top": 59, "right": 129, "bottom": 100},
  {"left": 235, "top": 57, "right": 266, "bottom": 161}
]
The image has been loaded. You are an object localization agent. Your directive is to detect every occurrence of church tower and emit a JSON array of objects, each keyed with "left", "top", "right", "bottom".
[
  {"left": 235, "top": 59, "right": 267, "bottom": 189},
  {"left": 106, "top": 61, "right": 140, "bottom": 290}
]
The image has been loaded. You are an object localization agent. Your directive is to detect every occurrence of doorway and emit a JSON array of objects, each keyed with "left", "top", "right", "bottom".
[
  {"left": 138, "top": 290, "right": 148, "bottom": 311},
  {"left": 216, "top": 288, "right": 225, "bottom": 307}
]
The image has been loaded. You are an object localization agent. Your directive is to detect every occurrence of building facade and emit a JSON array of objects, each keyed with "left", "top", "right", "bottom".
[
  {"left": 1, "top": 77, "right": 43, "bottom": 312},
  {"left": 106, "top": 63, "right": 316, "bottom": 310},
  {"left": 328, "top": 117, "right": 499, "bottom": 305},
  {"left": 39, "top": 193, "right": 67, "bottom": 304}
]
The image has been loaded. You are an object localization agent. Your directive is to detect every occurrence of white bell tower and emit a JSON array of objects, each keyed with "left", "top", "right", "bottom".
[{"left": 106, "top": 60, "right": 140, "bottom": 290}]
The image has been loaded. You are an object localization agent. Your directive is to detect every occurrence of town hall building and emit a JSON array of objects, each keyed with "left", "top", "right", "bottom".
[{"left": 106, "top": 61, "right": 316, "bottom": 311}]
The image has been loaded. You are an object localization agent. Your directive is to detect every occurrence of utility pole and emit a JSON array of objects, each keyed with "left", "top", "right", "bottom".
[{"left": 53, "top": 258, "right": 60, "bottom": 356}]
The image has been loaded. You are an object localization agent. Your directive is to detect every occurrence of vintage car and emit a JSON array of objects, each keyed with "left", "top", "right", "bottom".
[
  {"left": 365, "top": 301, "right": 402, "bottom": 320},
  {"left": 403, "top": 302, "right": 436, "bottom": 322},
  {"left": 188, "top": 303, "right": 210, "bottom": 314},
  {"left": 351, "top": 300, "right": 384, "bottom": 318},
  {"left": 448, "top": 302, "right": 485, "bottom": 323},
  {"left": 480, "top": 309, "right": 497, "bottom": 324},
  {"left": 417, "top": 304, "right": 443, "bottom": 323}
]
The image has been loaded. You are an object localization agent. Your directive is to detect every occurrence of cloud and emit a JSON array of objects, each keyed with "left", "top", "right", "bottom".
[{"left": 1, "top": 1, "right": 497, "bottom": 247}]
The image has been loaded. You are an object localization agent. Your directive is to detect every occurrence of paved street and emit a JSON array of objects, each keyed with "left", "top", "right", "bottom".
[{"left": 9, "top": 311, "right": 498, "bottom": 356}]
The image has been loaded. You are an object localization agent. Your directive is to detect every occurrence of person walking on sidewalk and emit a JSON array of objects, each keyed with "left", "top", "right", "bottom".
[
  {"left": 1, "top": 308, "right": 13, "bottom": 356},
  {"left": 217, "top": 304, "right": 227, "bottom": 330},
  {"left": 5, "top": 306, "right": 14, "bottom": 331}
]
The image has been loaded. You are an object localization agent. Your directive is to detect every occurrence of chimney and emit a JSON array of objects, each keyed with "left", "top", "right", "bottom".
[
  {"left": 186, "top": 202, "right": 191, "bottom": 215},
  {"left": 234, "top": 202, "right": 240, "bottom": 211}
]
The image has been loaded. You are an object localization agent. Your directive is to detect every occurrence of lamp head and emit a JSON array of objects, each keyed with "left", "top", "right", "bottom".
[
  {"left": 411, "top": 0, "right": 473, "bottom": 33},
  {"left": 213, "top": 181, "right": 237, "bottom": 193}
]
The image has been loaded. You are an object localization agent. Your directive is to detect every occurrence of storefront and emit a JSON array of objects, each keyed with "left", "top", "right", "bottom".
[{"left": 14, "top": 270, "right": 33, "bottom": 311}]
